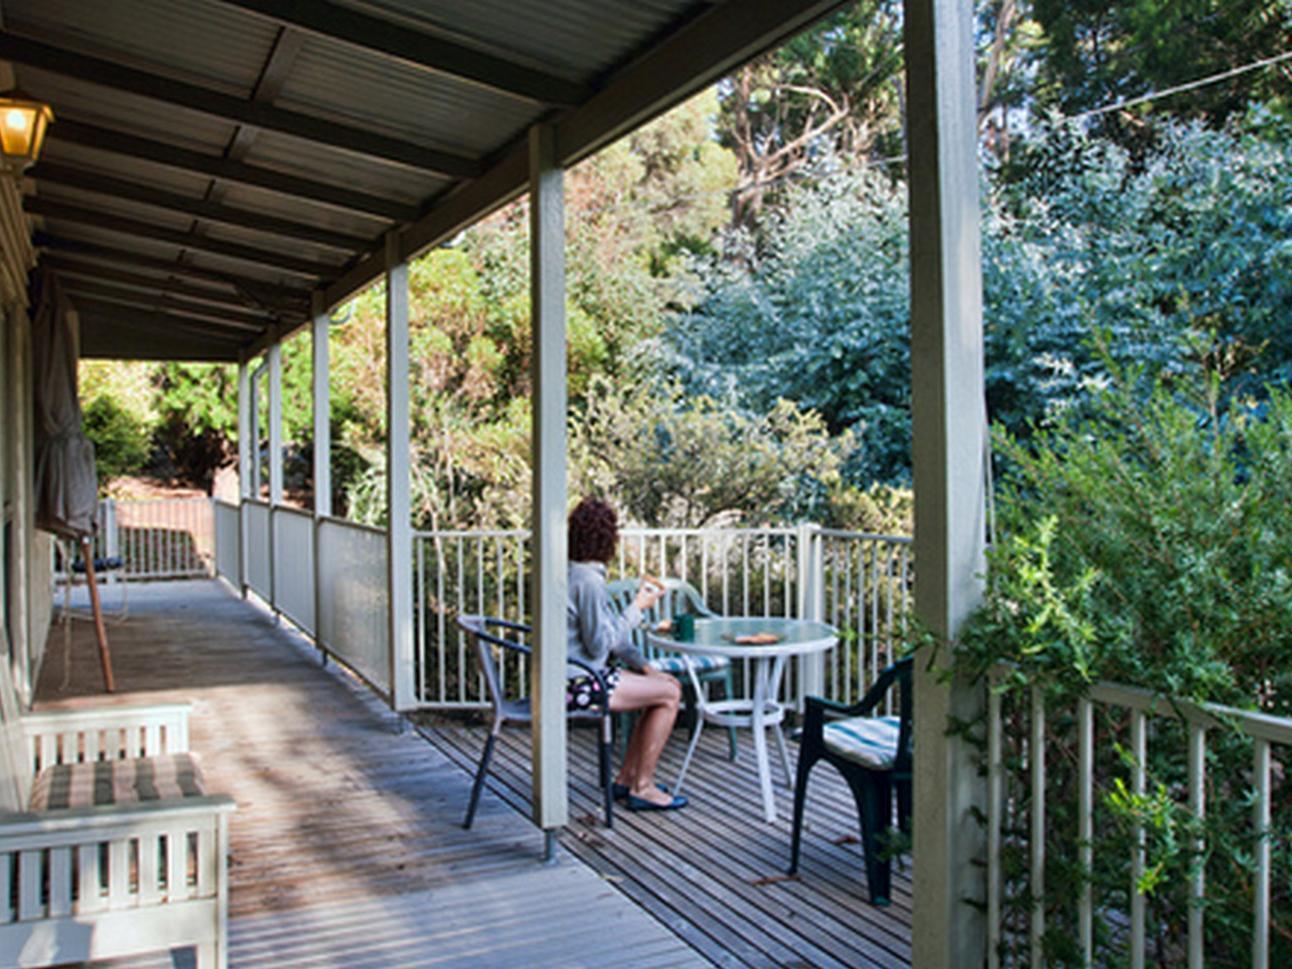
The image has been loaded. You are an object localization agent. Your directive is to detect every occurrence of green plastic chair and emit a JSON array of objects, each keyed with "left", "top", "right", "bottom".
[
  {"left": 788, "top": 656, "right": 913, "bottom": 906},
  {"left": 606, "top": 577, "right": 739, "bottom": 761}
]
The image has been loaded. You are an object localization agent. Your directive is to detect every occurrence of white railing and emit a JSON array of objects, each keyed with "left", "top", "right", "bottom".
[
  {"left": 986, "top": 673, "right": 1290, "bottom": 968},
  {"left": 411, "top": 525, "right": 912, "bottom": 711},
  {"left": 58, "top": 498, "right": 215, "bottom": 581},
  {"left": 819, "top": 529, "right": 912, "bottom": 709},
  {"left": 216, "top": 508, "right": 912, "bottom": 712}
]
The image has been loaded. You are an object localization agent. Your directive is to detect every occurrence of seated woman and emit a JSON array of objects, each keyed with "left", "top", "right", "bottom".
[{"left": 567, "top": 496, "right": 687, "bottom": 811}]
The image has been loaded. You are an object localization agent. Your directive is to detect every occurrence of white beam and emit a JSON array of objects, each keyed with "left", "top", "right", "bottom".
[
  {"left": 385, "top": 232, "right": 415, "bottom": 711},
  {"left": 906, "top": 0, "right": 989, "bottom": 965},
  {"left": 266, "top": 342, "right": 283, "bottom": 506},
  {"left": 529, "top": 123, "right": 568, "bottom": 832},
  {"left": 311, "top": 293, "right": 331, "bottom": 519}
]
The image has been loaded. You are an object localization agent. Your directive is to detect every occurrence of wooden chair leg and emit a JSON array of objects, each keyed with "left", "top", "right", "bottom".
[{"left": 463, "top": 730, "right": 498, "bottom": 829}]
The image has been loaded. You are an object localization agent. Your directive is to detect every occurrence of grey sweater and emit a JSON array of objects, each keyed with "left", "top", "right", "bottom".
[{"left": 567, "top": 561, "right": 648, "bottom": 675}]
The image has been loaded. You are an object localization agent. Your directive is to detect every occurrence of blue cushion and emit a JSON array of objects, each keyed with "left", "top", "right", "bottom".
[
  {"left": 822, "top": 715, "right": 901, "bottom": 769},
  {"left": 649, "top": 654, "right": 731, "bottom": 675}
]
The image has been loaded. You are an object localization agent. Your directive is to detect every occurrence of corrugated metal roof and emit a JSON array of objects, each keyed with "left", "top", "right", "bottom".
[
  {"left": 3, "top": 0, "right": 845, "bottom": 360},
  {"left": 38, "top": 143, "right": 214, "bottom": 196},
  {"left": 276, "top": 34, "right": 541, "bottom": 157},
  {"left": 217, "top": 183, "right": 388, "bottom": 240},
  {"left": 241, "top": 130, "right": 449, "bottom": 205},
  {"left": 4, "top": 0, "right": 277, "bottom": 96},
  {"left": 335, "top": 0, "right": 702, "bottom": 80},
  {"left": 18, "top": 70, "right": 240, "bottom": 151}
]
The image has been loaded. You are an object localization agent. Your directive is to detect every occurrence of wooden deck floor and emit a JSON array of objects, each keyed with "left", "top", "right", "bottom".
[
  {"left": 36, "top": 581, "right": 703, "bottom": 968},
  {"left": 36, "top": 579, "right": 912, "bottom": 968},
  {"left": 424, "top": 713, "right": 913, "bottom": 969}
]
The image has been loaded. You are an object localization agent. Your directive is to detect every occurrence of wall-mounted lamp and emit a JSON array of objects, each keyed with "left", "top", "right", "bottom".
[{"left": 0, "top": 89, "right": 53, "bottom": 173}]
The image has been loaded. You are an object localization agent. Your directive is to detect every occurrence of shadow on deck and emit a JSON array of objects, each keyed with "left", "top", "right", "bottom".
[{"left": 37, "top": 580, "right": 911, "bottom": 968}]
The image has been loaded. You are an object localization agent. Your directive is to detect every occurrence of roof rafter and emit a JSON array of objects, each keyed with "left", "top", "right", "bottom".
[
  {"left": 49, "top": 120, "right": 418, "bottom": 222},
  {"left": 26, "top": 196, "right": 342, "bottom": 277},
  {"left": 213, "top": 0, "right": 591, "bottom": 107},
  {"left": 58, "top": 278, "right": 272, "bottom": 331},
  {"left": 35, "top": 233, "right": 312, "bottom": 312},
  {"left": 0, "top": 33, "right": 483, "bottom": 178},
  {"left": 42, "top": 255, "right": 272, "bottom": 313},
  {"left": 31, "top": 161, "right": 372, "bottom": 252},
  {"left": 74, "top": 299, "right": 249, "bottom": 344}
]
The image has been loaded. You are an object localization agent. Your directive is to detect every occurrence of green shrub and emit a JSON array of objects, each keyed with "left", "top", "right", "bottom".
[
  {"left": 955, "top": 360, "right": 1291, "bottom": 966},
  {"left": 81, "top": 395, "right": 151, "bottom": 487}
]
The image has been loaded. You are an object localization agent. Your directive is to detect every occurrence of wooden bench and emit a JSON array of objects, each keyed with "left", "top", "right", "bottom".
[{"left": 0, "top": 662, "right": 235, "bottom": 969}]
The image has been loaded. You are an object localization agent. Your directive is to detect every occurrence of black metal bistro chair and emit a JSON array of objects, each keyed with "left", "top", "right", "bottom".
[
  {"left": 788, "top": 656, "right": 913, "bottom": 906},
  {"left": 457, "top": 614, "right": 616, "bottom": 829}
]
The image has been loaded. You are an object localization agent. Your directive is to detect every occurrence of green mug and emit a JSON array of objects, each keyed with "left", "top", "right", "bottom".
[{"left": 675, "top": 613, "right": 695, "bottom": 641}]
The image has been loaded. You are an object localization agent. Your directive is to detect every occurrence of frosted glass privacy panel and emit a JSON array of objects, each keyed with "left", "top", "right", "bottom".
[{"left": 317, "top": 518, "right": 390, "bottom": 695}]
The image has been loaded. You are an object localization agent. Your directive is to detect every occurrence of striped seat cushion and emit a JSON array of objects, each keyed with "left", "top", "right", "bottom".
[
  {"left": 649, "top": 654, "right": 731, "bottom": 676},
  {"left": 29, "top": 753, "right": 207, "bottom": 811},
  {"left": 822, "top": 715, "right": 902, "bottom": 769}
]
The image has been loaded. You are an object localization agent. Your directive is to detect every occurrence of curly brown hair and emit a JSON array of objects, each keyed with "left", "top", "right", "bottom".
[{"left": 568, "top": 496, "right": 618, "bottom": 563}]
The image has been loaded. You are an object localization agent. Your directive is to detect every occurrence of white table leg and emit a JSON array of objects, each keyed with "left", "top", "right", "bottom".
[
  {"left": 773, "top": 723, "right": 793, "bottom": 787},
  {"left": 751, "top": 657, "right": 776, "bottom": 822},
  {"left": 768, "top": 655, "right": 794, "bottom": 786},
  {"left": 673, "top": 658, "right": 707, "bottom": 795}
]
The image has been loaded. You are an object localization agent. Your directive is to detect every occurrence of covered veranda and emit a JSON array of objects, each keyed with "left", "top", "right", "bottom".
[
  {"left": 1, "top": 1, "right": 987, "bottom": 966},
  {"left": 42, "top": 578, "right": 911, "bottom": 967}
]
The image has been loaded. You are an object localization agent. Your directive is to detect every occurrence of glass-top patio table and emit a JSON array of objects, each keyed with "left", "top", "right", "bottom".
[{"left": 646, "top": 617, "right": 837, "bottom": 822}]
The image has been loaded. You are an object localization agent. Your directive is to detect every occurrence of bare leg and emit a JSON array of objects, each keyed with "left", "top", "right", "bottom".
[{"left": 609, "top": 669, "right": 680, "bottom": 806}]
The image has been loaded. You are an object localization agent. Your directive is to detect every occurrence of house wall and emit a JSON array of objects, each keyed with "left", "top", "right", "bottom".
[{"left": 0, "top": 170, "right": 41, "bottom": 706}]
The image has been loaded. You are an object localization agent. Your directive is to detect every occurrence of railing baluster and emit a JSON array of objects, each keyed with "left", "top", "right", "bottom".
[
  {"left": 1253, "top": 737, "right": 1270, "bottom": 969},
  {"left": 1078, "top": 698, "right": 1093, "bottom": 968},
  {"left": 1031, "top": 686, "right": 1045, "bottom": 967},
  {"left": 516, "top": 535, "right": 527, "bottom": 695},
  {"left": 456, "top": 537, "right": 466, "bottom": 704},
  {"left": 843, "top": 537, "right": 853, "bottom": 704},
  {"left": 1131, "top": 709, "right": 1147, "bottom": 969},
  {"left": 987, "top": 683, "right": 1003, "bottom": 969},
  {"left": 1187, "top": 724, "right": 1205, "bottom": 969},
  {"left": 869, "top": 540, "right": 880, "bottom": 694},
  {"left": 436, "top": 536, "right": 447, "bottom": 704}
]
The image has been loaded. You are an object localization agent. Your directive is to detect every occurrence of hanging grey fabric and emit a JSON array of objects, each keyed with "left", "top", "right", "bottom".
[{"left": 32, "top": 272, "right": 97, "bottom": 540}]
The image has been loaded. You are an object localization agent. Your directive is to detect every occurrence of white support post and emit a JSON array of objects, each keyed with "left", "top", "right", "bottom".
[
  {"left": 905, "top": 0, "right": 989, "bottom": 966},
  {"left": 796, "top": 522, "right": 824, "bottom": 709},
  {"left": 236, "top": 358, "right": 250, "bottom": 593},
  {"left": 236, "top": 357, "right": 251, "bottom": 595},
  {"left": 0, "top": 303, "right": 8, "bottom": 662},
  {"left": 267, "top": 342, "right": 283, "bottom": 507},
  {"left": 5, "top": 302, "right": 32, "bottom": 698},
  {"left": 311, "top": 293, "right": 330, "bottom": 661},
  {"left": 385, "top": 233, "right": 416, "bottom": 712},
  {"left": 529, "top": 122, "right": 569, "bottom": 833},
  {"left": 311, "top": 293, "right": 331, "bottom": 520},
  {"left": 266, "top": 343, "right": 283, "bottom": 614}
]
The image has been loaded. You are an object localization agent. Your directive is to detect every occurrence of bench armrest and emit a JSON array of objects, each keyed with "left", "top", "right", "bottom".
[{"left": 22, "top": 704, "right": 193, "bottom": 773}]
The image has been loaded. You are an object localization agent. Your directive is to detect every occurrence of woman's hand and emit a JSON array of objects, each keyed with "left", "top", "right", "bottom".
[{"left": 634, "top": 575, "right": 666, "bottom": 611}]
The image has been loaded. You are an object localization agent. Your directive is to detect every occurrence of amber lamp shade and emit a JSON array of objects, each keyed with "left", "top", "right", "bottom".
[{"left": 0, "top": 91, "right": 53, "bottom": 171}]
